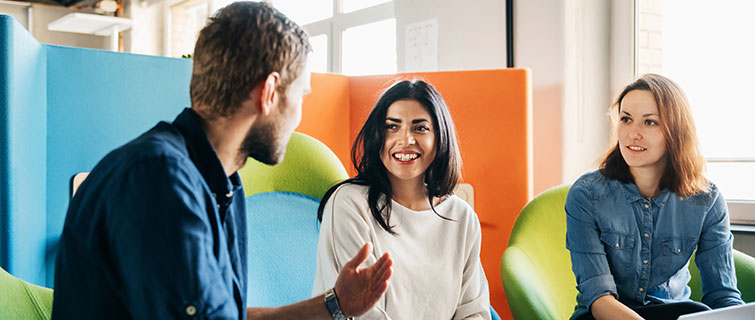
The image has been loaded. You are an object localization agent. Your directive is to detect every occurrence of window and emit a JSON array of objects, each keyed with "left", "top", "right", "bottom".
[
  {"left": 637, "top": 0, "right": 755, "bottom": 224},
  {"left": 308, "top": 34, "right": 329, "bottom": 73},
  {"left": 341, "top": 19, "right": 396, "bottom": 75},
  {"left": 271, "top": 0, "right": 333, "bottom": 25},
  {"left": 342, "top": 0, "right": 391, "bottom": 13},
  {"left": 169, "top": 0, "right": 210, "bottom": 58},
  {"left": 276, "top": 0, "right": 396, "bottom": 75},
  {"left": 169, "top": 0, "right": 397, "bottom": 75}
]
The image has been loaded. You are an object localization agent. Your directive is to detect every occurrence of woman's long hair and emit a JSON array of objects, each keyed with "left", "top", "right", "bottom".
[
  {"left": 317, "top": 80, "right": 462, "bottom": 235},
  {"left": 599, "top": 74, "right": 708, "bottom": 197}
]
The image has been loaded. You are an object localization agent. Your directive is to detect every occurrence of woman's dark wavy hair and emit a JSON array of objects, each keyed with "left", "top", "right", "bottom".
[{"left": 317, "top": 80, "right": 462, "bottom": 235}]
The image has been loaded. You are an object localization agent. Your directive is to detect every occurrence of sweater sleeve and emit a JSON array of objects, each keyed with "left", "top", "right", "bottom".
[
  {"left": 453, "top": 207, "right": 491, "bottom": 320},
  {"left": 312, "top": 185, "right": 393, "bottom": 320}
]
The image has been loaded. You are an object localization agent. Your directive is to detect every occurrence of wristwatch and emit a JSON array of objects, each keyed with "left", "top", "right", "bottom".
[{"left": 324, "top": 288, "right": 353, "bottom": 320}]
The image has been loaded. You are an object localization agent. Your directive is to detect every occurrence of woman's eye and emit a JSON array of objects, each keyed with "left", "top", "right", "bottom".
[
  {"left": 645, "top": 119, "right": 658, "bottom": 126},
  {"left": 385, "top": 123, "right": 398, "bottom": 130},
  {"left": 415, "top": 126, "right": 430, "bottom": 132},
  {"left": 620, "top": 116, "right": 632, "bottom": 123}
]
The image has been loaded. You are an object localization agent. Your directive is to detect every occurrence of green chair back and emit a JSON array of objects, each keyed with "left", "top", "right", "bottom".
[
  {"left": 0, "top": 267, "right": 53, "bottom": 319},
  {"left": 501, "top": 185, "right": 576, "bottom": 320},
  {"left": 501, "top": 184, "right": 755, "bottom": 320},
  {"left": 238, "top": 132, "right": 349, "bottom": 198}
]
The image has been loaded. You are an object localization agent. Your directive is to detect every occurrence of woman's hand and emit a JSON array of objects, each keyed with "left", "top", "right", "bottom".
[{"left": 591, "top": 295, "right": 644, "bottom": 320}]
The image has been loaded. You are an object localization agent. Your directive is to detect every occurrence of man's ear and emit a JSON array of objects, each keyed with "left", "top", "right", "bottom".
[{"left": 258, "top": 72, "right": 281, "bottom": 116}]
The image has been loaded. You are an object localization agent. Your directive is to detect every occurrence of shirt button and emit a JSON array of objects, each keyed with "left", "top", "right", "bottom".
[
  {"left": 644, "top": 233, "right": 649, "bottom": 238},
  {"left": 186, "top": 305, "right": 197, "bottom": 316},
  {"left": 644, "top": 204, "right": 649, "bottom": 209},
  {"left": 677, "top": 248, "right": 681, "bottom": 253},
  {"left": 639, "top": 288, "right": 644, "bottom": 292},
  {"left": 615, "top": 243, "right": 619, "bottom": 248},
  {"left": 643, "top": 260, "right": 648, "bottom": 264},
  {"left": 226, "top": 191, "right": 233, "bottom": 198}
]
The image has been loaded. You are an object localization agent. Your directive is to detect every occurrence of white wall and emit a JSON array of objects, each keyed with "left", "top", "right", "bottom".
[
  {"left": 514, "top": 0, "right": 565, "bottom": 195},
  {"left": 515, "top": 0, "right": 614, "bottom": 194},
  {"left": 394, "top": 0, "right": 507, "bottom": 72},
  {"left": 561, "top": 0, "right": 612, "bottom": 184},
  {"left": 0, "top": 0, "right": 29, "bottom": 28},
  {"left": 0, "top": 1, "right": 110, "bottom": 50},
  {"left": 124, "top": 0, "right": 165, "bottom": 56}
]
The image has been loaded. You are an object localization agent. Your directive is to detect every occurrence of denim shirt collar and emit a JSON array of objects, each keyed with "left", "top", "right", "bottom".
[
  {"left": 172, "top": 108, "right": 242, "bottom": 204},
  {"left": 619, "top": 181, "right": 671, "bottom": 208}
]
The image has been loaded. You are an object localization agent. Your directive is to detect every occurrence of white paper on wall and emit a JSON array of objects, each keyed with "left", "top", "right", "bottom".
[{"left": 404, "top": 18, "right": 438, "bottom": 72}]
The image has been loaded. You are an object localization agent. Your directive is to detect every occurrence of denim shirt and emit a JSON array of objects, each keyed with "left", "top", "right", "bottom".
[
  {"left": 565, "top": 170, "right": 743, "bottom": 319},
  {"left": 53, "top": 109, "right": 248, "bottom": 319}
]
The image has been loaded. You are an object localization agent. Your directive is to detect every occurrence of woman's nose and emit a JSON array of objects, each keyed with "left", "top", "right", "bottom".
[
  {"left": 398, "top": 130, "right": 416, "bottom": 145},
  {"left": 628, "top": 127, "right": 642, "bottom": 140}
]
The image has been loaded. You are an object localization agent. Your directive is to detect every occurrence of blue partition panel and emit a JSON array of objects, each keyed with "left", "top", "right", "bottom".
[
  {"left": 44, "top": 46, "right": 192, "bottom": 286},
  {"left": 0, "top": 15, "right": 48, "bottom": 286},
  {"left": 245, "top": 192, "right": 321, "bottom": 307}
]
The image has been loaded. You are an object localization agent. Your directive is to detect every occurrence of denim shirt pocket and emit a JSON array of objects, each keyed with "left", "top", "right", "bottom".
[
  {"left": 661, "top": 236, "right": 698, "bottom": 277},
  {"left": 600, "top": 231, "right": 636, "bottom": 276}
]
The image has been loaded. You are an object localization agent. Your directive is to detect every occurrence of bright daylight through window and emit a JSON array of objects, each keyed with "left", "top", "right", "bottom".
[{"left": 637, "top": 0, "right": 755, "bottom": 223}]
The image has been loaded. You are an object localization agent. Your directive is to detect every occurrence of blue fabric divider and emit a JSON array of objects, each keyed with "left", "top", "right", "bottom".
[
  {"left": 245, "top": 191, "right": 321, "bottom": 307},
  {"left": 44, "top": 45, "right": 191, "bottom": 286},
  {"left": 0, "top": 14, "right": 192, "bottom": 287},
  {"left": 0, "top": 15, "right": 48, "bottom": 286}
]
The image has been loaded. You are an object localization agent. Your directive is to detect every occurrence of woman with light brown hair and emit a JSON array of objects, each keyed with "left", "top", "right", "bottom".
[{"left": 565, "top": 74, "right": 744, "bottom": 320}]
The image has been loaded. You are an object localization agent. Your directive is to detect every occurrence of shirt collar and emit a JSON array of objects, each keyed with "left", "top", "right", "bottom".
[
  {"left": 172, "top": 108, "right": 242, "bottom": 202},
  {"left": 619, "top": 181, "right": 671, "bottom": 207}
]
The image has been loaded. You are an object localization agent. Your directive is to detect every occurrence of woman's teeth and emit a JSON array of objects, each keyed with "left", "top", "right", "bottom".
[{"left": 394, "top": 153, "right": 419, "bottom": 161}]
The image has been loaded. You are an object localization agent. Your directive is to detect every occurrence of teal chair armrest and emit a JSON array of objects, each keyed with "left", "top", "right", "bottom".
[{"left": 501, "top": 246, "right": 562, "bottom": 320}]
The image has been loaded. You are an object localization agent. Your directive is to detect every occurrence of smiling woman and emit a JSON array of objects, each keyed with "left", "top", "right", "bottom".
[
  {"left": 311, "top": 80, "right": 491, "bottom": 319},
  {"left": 565, "top": 74, "right": 744, "bottom": 320}
]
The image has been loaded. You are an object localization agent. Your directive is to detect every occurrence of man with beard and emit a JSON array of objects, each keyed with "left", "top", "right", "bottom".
[{"left": 52, "top": 2, "right": 392, "bottom": 319}]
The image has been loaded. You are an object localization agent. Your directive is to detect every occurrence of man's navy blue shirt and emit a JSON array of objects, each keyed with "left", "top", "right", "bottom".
[{"left": 53, "top": 108, "right": 248, "bottom": 319}]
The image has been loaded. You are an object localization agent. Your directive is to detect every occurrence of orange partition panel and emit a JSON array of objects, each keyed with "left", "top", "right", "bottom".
[
  {"left": 296, "top": 73, "right": 351, "bottom": 169},
  {"left": 348, "top": 69, "right": 533, "bottom": 317}
]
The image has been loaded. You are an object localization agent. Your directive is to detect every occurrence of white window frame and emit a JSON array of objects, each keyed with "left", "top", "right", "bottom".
[
  {"left": 300, "top": 0, "right": 394, "bottom": 73},
  {"left": 164, "top": 0, "right": 394, "bottom": 71},
  {"left": 611, "top": 0, "right": 755, "bottom": 226}
]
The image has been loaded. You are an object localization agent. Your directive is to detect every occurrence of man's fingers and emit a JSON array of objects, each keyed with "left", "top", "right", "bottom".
[
  {"left": 376, "top": 263, "right": 392, "bottom": 282},
  {"left": 370, "top": 280, "right": 389, "bottom": 301},
  {"left": 371, "top": 253, "right": 392, "bottom": 271},
  {"left": 344, "top": 243, "right": 371, "bottom": 270}
]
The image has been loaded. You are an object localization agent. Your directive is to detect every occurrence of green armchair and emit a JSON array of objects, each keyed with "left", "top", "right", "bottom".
[
  {"left": 500, "top": 185, "right": 755, "bottom": 320},
  {"left": 0, "top": 267, "right": 53, "bottom": 319}
]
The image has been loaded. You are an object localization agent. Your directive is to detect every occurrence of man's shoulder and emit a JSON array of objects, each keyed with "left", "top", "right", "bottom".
[
  {"left": 97, "top": 122, "right": 192, "bottom": 172},
  {"left": 81, "top": 122, "right": 201, "bottom": 198}
]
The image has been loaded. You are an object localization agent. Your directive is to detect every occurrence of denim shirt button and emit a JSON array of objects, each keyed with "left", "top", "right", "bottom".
[
  {"left": 639, "top": 287, "right": 644, "bottom": 292},
  {"left": 643, "top": 259, "right": 648, "bottom": 264},
  {"left": 186, "top": 305, "right": 197, "bottom": 316},
  {"left": 644, "top": 233, "right": 649, "bottom": 238},
  {"left": 644, "top": 204, "right": 649, "bottom": 209}
]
